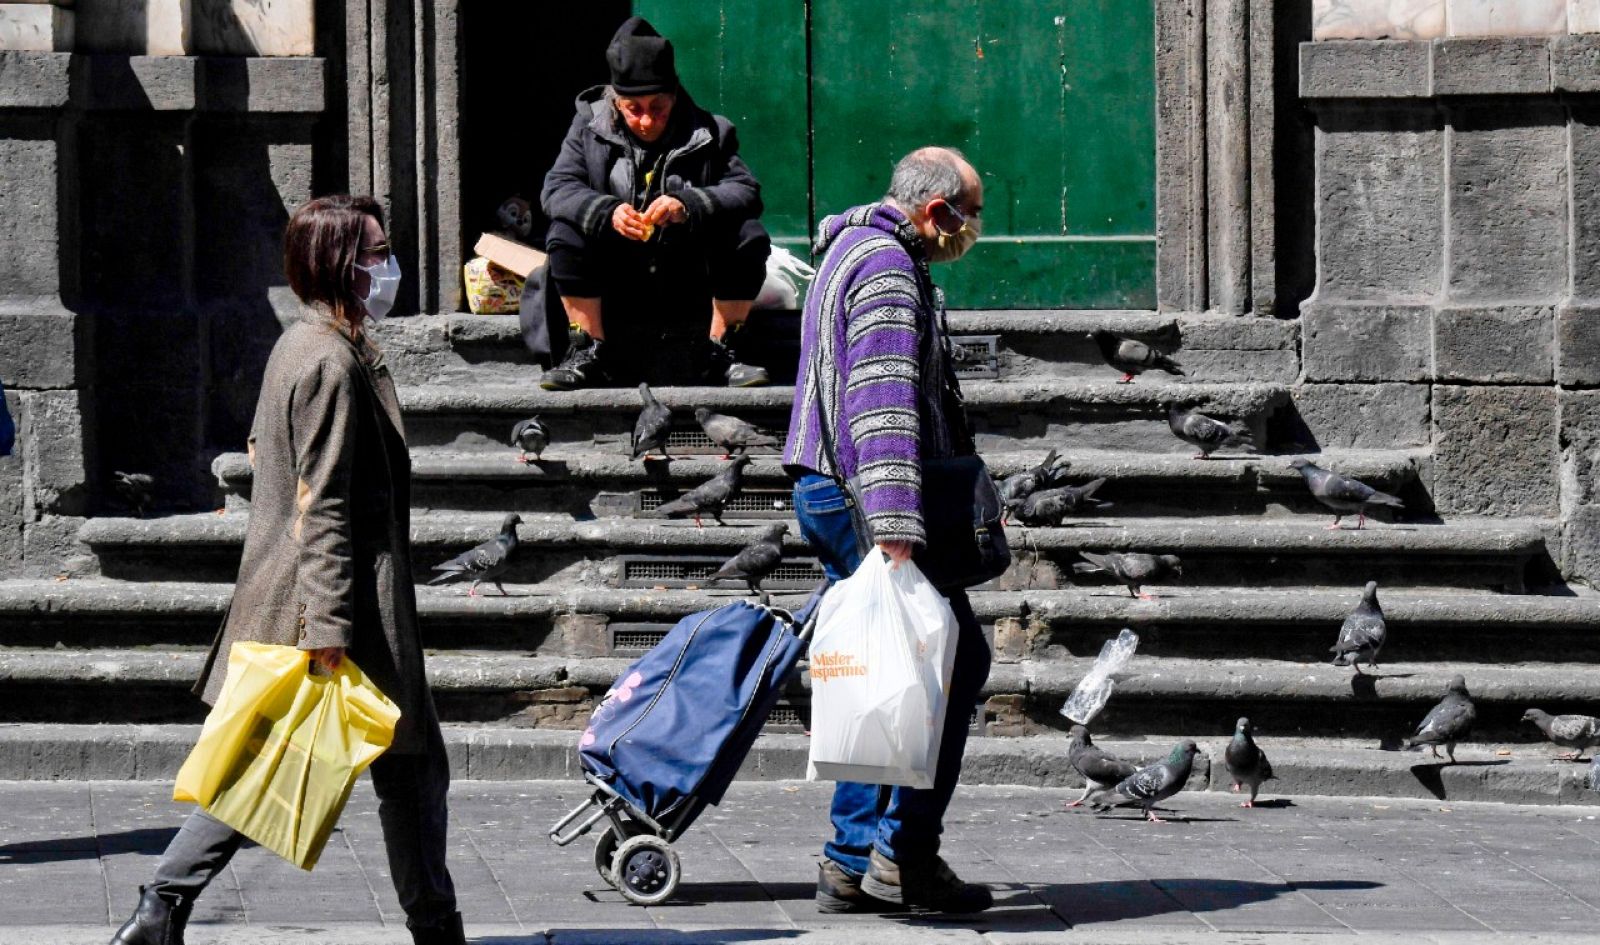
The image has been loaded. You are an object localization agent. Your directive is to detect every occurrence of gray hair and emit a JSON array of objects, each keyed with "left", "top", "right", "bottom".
[{"left": 885, "top": 147, "right": 969, "bottom": 208}]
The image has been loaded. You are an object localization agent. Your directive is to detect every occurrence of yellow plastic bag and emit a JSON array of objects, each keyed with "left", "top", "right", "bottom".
[{"left": 174, "top": 643, "right": 401, "bottom": 870}]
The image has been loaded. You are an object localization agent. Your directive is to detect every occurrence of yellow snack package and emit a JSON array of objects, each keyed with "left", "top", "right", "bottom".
[
  {"left": 174, "top": 643, "right": 400, "bottom": 870},
  {"left": 463, "top": 255, "right": 525, "bottom": 314}
]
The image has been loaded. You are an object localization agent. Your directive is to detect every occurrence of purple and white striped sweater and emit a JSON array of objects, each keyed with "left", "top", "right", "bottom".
[{"left": 783, "top": 203, "right": 963, "bottom": 546}]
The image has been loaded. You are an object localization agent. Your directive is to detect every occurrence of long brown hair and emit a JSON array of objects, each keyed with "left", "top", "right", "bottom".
[{"left": 284, "top": 195, "right": 385, "bottom": 339}]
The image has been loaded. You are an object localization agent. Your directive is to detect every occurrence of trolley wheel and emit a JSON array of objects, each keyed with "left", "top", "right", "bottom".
[
  {"left": 592, "top": 821, "right": 644, "bottom": 889},
  {"left": 612, "top": 833, "right": 681, "bottom": 906}
]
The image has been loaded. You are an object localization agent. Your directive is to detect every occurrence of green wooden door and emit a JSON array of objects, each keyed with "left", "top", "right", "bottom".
[{"left": 637, "top": 0, "right": 1156, "bottom": 309}]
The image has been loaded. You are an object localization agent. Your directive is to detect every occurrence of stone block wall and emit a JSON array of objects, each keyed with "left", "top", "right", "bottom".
[{"left": 1301, "top": 35, "right": 1600, "bottom": 581}]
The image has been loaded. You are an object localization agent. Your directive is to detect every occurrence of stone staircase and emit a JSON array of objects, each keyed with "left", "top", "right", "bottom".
[{"left": 3, "top": 309, "right": 1597, "bottom": 805}]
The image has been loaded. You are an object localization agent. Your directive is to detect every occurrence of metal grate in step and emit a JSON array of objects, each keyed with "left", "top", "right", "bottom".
[
  {"left": 636, "top": 488, "right": 792, "bottom": 518},
  {"left": 663, "top": 424, "right": 786, "bottom": 455},
  {"left": 608, "top": 623, "right": 672, "bottom": 655},
  {"left": 763, "top": 703, "right": 808, "bottom": 733},
  {"left": 616, "top": 555, "right": 826, "bottom": 589},
  {"left": 949, "top": 334, "right": 1001, "bottom": 380}
]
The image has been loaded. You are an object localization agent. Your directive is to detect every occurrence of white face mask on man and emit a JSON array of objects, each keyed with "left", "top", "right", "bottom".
[{"left": 355, "top": 254, "right": 402, "bottom": 321}]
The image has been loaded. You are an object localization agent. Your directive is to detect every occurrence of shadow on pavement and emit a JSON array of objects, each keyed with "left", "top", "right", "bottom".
[
  {"left": 0, "top": 826, "right": 180, "bottom": 861},
  {"left": 1032, "top": 877, "right": 1384, "bottom": 924},
  {"left": 1410, "top": 759, "right": 1511, "bottom": 800},
  {"left": 497, "top": 932, "right": 798, "bottom": 944}
]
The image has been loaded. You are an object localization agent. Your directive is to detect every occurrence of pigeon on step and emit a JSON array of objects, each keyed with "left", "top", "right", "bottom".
[
  {"left": 1331, "top": 581, "right": 1387, "bottom": 673},
  {"left": 1015, "top": 478, "right": 1111, "bottom": 526},
  {"left": 1521, "top": 708, "right": 1600, "bottom": 762},
  {"left": 657, "top": 455, "right": 751, "bottom": 527},
  {"left": 695, "top": 407, "right": 779, "bottom": 457},
  {"left": 1073, "top": 551, "right": 1182, "bottom": 600},
  {"left": 1289, "top": 458, "right": 1404, "bottom": 530},
  {"left": 631, "top": 383, "right": 673, "bottom": 460},
  {"left": 1167, "top": 404, "right": 1254, "bottom": 459},
  {"left": 1092, "top": 330, "right": 1184, "bottom": 384},
  {"left": 710, "top": 522, "right": 789, "bottom": 594},
  {"left": 1088, "top": 739, "right": 1199, "bottom": 823},
  {"left": 1066, "top": 725, "right": 1139, "bottom": 808},
  {"left": 998, "top": 448, "right": 1070, "bottom": 519},
  {"left": 511, "top": 417, "right": 549, "bottom": 463},
  {"left": 1225, "top": 717, "right": 1276, "bottom": 808},
  {"left": 113, "top": 471, "right": 155, "bottom": 517},
  {"left": 1401, "top": 674, "right": 1475, "bottom": 763},
  {"left": 427, "top": 513, "right": 522, "bottom": 596}
]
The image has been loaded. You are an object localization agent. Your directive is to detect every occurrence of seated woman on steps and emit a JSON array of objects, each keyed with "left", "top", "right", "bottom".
[
  {"left": 110, "top": 195, "right": 466, "bottom": 945},
  {"left": 536, "top": 15, "right": 772, "bottom": 390}
]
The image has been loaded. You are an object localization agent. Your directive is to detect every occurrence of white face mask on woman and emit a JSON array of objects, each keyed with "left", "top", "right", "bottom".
[{"left": 355, "top": 254, "right": 402, "bottom": 321}]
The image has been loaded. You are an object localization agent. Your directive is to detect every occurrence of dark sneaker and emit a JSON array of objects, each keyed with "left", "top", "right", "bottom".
[
  {"left": 540, "top": 327, "right": 609, "bottom": 391},
  {"left": 861, "top": 848, "right": 994, "bottom": 913},
  {"left": 816, "top": 859, "right": 904, "bottom": 914},
  {"left": 706, "top": 335, "right": 770, "bottom": 387}
]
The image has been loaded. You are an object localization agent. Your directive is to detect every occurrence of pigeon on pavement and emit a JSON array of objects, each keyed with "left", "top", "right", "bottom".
[
  {"left": 1225, "top": 717, "right": 1276, "bottom": 808},
  {"left": 1402, "top": 674, "right": 1476, "bottom": 763},
  {"left": 1073, "top": 551, "right": 1183, "bottom": 600},
  {"left": 511, "top": 417, "right": 549, "bottom": 463},
  {"left": 1521, "top": 709, "right": 1600, "bottom": 762},
  {"left": 1331, "top": 581, "right": 1387, "bottom": 673},
  {"left": 1015, "top": 478, "right": 1111, "bottom": 526},
  {"left": 657, "top": 455, "right": 751, "bottom": 527},
  {"left": 1067, "top": 725, "right": 1139, "bottom": 808},
  {"left": 427, "top": 513, "right": 523, "bottom": 596},
  {"left": 113, "top": 471, "right": 155, "bottom": 517},
  {"left": 1092, "top": 330, "right": 1184, "bottom": 384},
  {"left": 1289, "top": 458, "right": 1404, "bottom": 530},
  {"left": 709, "top": 522, "right": 789, "bottom": 594},
  {"left": 631, "top": 383, "right": 673, "bottom": 461},
  {"left": 1088, "top": 739, "right": 1200, "bottom": 823},
  {"left": 1167, "top": 404, "right": 1254, "bottom": 459},
  {"left": 695, "top": 407, "right": 779, "bottom": 458}
]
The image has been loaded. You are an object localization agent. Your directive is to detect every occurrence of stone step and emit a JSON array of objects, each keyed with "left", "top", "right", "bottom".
[
  {"left": 1, "top": 725, "right": 1594, "bottom": 807},
  {"left": 7, "top": 580, "right": 1593, "bottom": 664},
  {"left": 211, "top": 447, "right": 1425, "bottom": 518},
  {"left": 395, "top": 378, "right": 1291, "bottom": 456},
  {"left": 74, "top": 511, "right": 1548, "bottom": 590},
  {"left": 1, "top": 644, "right": 1592, "bottom": 743},
  {"left": 378, "top": 310, "right": 1300, "bottom": 386}
]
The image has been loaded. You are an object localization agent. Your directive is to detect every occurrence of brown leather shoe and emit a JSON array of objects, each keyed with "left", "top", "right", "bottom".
[
  {"left": 816, "top": 859, "right": 904, "bottom": 914},
  {"left": 860, "top": 848, "right": 994, "bottom": 913}
]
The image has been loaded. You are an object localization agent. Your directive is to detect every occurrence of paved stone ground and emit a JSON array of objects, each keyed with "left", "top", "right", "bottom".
[{"left": 5, "top": 780, "right": 1600, "bottom": 944}]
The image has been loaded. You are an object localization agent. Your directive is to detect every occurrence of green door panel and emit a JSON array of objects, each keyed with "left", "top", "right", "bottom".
[{"left": 634, "top": 0, "right": 811, "bottom": 249}]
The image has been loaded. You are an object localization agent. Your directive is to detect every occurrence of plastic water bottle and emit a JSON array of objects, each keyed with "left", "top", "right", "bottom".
[{"left": 1060, "top": 628, "right": 1140, "bottom": 725}]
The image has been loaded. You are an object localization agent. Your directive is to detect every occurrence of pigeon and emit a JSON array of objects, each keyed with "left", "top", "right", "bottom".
[
  {"left": 695, "top": 407, "right": 779, "bottom": 458},
  {"left": 427, "top": 513, "right": 522, "bottom": 596},
  {"left": 1066, "top": 725, "right": 1139, "bottom": 808},
  {"left": 997, "top": 448, "right": 1067, "bottom": 513},
  {"left": 511, "top": 417, "right": 549, "bottom": 464},
  {"left": 1401, "top": 674, "right": 1476, "bottom": 763},
  {"left": 1072, "top": 551, "right": 1183, "bottom": 600},
  {"left": 1092, "top": 330, "right": 1184, "bottom": 383},
  {"left": 1167, "top": 404, "right": 1254, "bottom": 459},
  {"left": 1289, "top": 459, "right": 1404, "bottom": 530},
  {"left": 656, "top": 455, "right": 751, "bottom": 527},
  {"left": 1521, "top": 709, "right": 1600, "bottom": 762},
  {"left": 630, "top": 383, "right": 673, "bottom": 460},
  {"left": 1331, "top": 581, "right": 1387, "bottom": 672},
  {"left": 1088, "top": 739, "right": 1200, "bottom": 823},
  {"left": 709, "top": 522, "right": 789, "bottom": 594},
  {"left": 113, "top": 471, "right": 155, "bottom": 517},
  {"left": 1225, "top": 717, "right": 1276, "bottom": 808},
  {"left": 1014, "top": 478, "right": 1111, "bottom": 526}
]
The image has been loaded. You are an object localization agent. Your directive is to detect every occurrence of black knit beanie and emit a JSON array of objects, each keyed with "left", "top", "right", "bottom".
[{"left": 607, "top": 16, "right": 678, "bottom": 96}]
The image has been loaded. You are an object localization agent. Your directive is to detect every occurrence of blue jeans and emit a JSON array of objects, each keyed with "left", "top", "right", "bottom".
[{"left": 792, "top": 472, "right": 992, "bottom": 877}]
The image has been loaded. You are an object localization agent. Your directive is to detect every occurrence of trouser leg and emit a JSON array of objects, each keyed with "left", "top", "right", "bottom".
[
  {"left": 146, "top": 808, "right": 246, "bottom": 901},
  {"left": 369, "top": 717, "right": 458, "bottom": 928}
]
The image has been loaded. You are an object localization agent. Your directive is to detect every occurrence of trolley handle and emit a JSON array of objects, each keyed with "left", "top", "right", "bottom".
[{"left": 549, "top": 792, "right": 619, "bottom": 847}]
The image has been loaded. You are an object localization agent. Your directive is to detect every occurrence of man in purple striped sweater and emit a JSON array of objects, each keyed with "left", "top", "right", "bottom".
[{"left": 784, "top": 147, "right": 993, "bottom": 914}]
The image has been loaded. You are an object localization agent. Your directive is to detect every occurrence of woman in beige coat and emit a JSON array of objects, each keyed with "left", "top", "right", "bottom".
[{"left": 111, "top": 195, "right": 464, "bottom": 945}]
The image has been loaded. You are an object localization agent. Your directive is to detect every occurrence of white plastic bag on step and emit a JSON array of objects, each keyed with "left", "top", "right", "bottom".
[
  {"left": 1060, "top": 628, "right": 1140, "bottom": 725},
  {"left": 807, "top": 551, "right": 958, "bottom": 789},
  {"left": 753, "top": 246, "right": 816, "bottom": 309}
]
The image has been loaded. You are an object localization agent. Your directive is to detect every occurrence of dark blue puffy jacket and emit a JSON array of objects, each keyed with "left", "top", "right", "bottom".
[{"left": 0, "top": 378, "right": 13, "bottom": 457}]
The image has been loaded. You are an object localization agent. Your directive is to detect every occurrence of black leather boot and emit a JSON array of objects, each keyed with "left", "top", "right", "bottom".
[
  {"left": 408, "top": 911, "right": 467, "bottom": 945},
  {"left": 109, "top": 885, "right": 191, "bottom": 945}
]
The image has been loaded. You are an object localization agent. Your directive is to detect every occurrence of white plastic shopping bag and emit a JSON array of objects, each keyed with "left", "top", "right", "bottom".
[{"left": 807, "top": 551, "right": 958, "bottom": 789}]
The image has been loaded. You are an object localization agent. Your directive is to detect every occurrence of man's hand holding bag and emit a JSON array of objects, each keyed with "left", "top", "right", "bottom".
[{"left": 807, "top": 552, "right": 959, "bottom": 789}]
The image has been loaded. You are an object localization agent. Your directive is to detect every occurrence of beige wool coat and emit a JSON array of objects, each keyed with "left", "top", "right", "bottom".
[{"left": 194, "top": 310, "right": 438, "bottom": 753}]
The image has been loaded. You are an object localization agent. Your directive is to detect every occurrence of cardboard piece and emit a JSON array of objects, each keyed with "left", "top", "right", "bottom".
[{"left": 474, "top": 233, "right": 546, "bottom": 279}]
